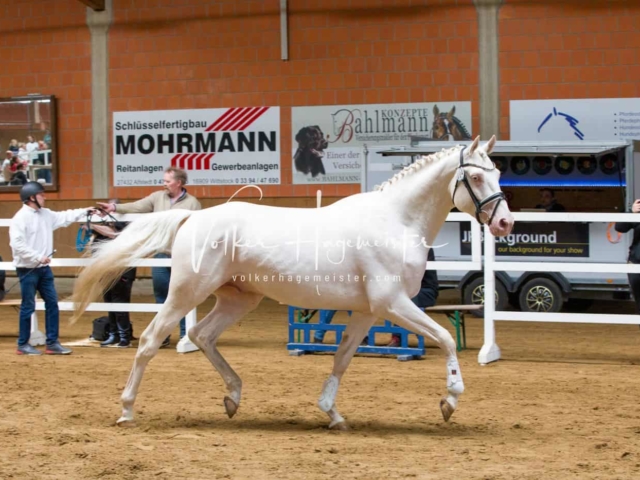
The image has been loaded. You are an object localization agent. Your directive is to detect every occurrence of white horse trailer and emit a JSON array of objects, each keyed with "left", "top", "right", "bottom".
[{"left": 368, "top": 139, "right": 640, "bottom": 316}]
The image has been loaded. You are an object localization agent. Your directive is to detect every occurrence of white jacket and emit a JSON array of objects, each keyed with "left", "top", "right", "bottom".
[{"left": 10, "top": 204, "right": 90, "bottom": 268}]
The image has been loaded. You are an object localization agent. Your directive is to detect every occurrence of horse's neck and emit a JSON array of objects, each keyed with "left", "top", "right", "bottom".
[{"left": 387, "top": 155, "right": 456, "bottom": 245}]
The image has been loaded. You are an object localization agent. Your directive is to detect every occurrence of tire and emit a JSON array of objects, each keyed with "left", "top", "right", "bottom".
[
  {"left": 463, "top": 276, "right": 508, "bottom": 318},
  {"left": 518, "top": 277, "right": 563, "bottom": 313}
]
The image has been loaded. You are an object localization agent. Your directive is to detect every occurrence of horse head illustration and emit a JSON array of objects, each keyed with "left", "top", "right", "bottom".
[
  {"left": 537, "top": 107, "right": 584, "bottom": 140},
  {"left": 431, "top": 105, "right": 472, "bottom": 141}
]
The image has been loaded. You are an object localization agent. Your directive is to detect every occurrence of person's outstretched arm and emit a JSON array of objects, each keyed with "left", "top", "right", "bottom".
[{"left": 48, "top": 208, "right": 97, "bottom": 231}]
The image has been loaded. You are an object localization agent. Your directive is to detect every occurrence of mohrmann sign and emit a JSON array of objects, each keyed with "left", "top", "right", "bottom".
[
  {"left": 291, "top": 102, "right": 472, "bottom": 184},
  {"left": 113, "top": 107, "right": 281, "bottom": 186}
]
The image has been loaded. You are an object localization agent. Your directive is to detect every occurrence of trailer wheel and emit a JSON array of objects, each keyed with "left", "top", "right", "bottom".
[
  {"left": 518, "top": 278, "right": 563, "bottom": 313},
  {"left": 463, "top": 277, "right": 508, "bottom": 318}
]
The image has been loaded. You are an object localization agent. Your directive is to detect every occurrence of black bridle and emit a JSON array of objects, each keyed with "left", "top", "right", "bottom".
[{"left": 452, "top": 146, "right": 505, "bottom": 225}]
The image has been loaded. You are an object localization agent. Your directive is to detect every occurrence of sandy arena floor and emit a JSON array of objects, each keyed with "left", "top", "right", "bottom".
[{"left": 1, "top": 291, "right": 640, "bottom": 480}]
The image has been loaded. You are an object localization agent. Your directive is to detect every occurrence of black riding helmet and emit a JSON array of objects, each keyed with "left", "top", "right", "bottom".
[{"left": 20, "top": 181, "right": 45, "bottom": 208}]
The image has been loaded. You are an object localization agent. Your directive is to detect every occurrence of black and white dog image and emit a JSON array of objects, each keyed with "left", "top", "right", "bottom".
[{"left": 293, "top": 125, "right": 329, "bottom": 178}]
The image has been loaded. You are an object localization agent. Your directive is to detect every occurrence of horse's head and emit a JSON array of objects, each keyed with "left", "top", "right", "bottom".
[
  {"left": 293, "top": 125, "right": 329, "bottom": 177},
  {"left": 450, "top": 136, "right": 514, "bottom": 237},
  {"left": 432, "top": 105, "right": 456, "bottom": 140}
]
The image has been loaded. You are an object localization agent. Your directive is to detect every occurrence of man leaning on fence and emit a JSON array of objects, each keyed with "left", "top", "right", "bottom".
[
  {"left": 9, "top": 181, "right": 100, "bottom": 355},
  {"left": 96, "top": 167, "right": 201, "bottom": 348}
]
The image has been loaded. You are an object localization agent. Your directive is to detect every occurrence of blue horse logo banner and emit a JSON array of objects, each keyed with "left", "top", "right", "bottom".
[{"left": 510, "top": 98, "right": 640, "bottom": 141}]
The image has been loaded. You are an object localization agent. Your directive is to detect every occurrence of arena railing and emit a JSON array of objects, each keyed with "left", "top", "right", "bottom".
[
  {"left": 0, "top": 212, "right": 484, "bottom": 354},
  {"left": 480, "top": 212, "right": 640, "bottom": 365},
  {"left": 0, "top": 214, "right": 198, "bottom": 353}
]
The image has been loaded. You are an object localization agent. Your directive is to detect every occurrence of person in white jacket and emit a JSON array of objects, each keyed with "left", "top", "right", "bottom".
[{"left": 9, "top": 181, "right": 99, "bottom": 355}]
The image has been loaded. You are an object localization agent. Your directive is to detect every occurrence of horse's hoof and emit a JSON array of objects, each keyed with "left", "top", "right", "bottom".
[
  {"left": 440, "top": 398, "right": 455, "bottom": 422},
  {"left": 329, "top": 421, "right": 349, "bottom": 431},
  {"left": 116, "top": 417, "right": 136, "bottom": 428},
  {"left": 224, "top": 396, "right": 238, "bottom": 419}
]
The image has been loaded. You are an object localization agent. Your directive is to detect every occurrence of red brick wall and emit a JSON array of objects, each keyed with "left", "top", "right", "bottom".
[
  {"left": 0, "top": 0, "right": 479, "bottom": 201},
  {"left": 499, "top": 0, "right": 640, "bottom": 139},
  {"left": 0, "top": 0, "right": 92, "bottom": 201}
]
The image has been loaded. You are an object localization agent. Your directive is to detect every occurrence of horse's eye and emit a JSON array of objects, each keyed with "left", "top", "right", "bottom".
[{"left": 472, "top": 174, "right": 481, "bottom": 182}]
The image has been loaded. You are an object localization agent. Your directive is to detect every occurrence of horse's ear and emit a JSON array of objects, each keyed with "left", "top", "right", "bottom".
[
  {"left": 448, "top": 106, "right": 456, "bottom": 119},
  {"left": 469, "top": 135, "right": 480, "bottom": 155},
  {"left": 433, "top": 105, "right": 440, "bottom": 116},
  {"left": 484, "top": 135, "right": 497, "bottom": 155}
]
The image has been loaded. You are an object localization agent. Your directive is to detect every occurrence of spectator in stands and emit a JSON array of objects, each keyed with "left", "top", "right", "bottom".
[
  {"left": 9, "top": 181, "right": 100, "bottom": 355},
  {"left": 536, "top": 188, "right": 566, "bottom": 212},
  {"left": 9, "top": 162, "right": 28, "bottom": 186},
  {"left": 96, "top": 167, "right": 201, "bottom": 348},
  {"left": 8, "top": 139, "right": 19, "bottom": 154},
  {"left": 17, "top": 143, "right": 29, "bottom": 165},
  {"left": 89, "top": 200, "right": 136, "bottom": 348},
  {"left": 9, "top": 156, "right": 20, "bottom": 175},
  {"left": 2, "top": 151, "right": 13, "bottom": 184},
  {"left": 25, "top": 135, "right": 38, "bottom": 163},
  {"left": 615, "top": 199, "right": 640, "bottom": 316}
]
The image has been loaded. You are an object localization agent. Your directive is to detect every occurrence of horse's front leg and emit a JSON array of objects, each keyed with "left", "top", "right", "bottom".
[
  {"left": 381, "top": 298, "right": 463, "bottom": 422},
  {"left": 318, "top": 312, "right": 376, "bottom": 430}
]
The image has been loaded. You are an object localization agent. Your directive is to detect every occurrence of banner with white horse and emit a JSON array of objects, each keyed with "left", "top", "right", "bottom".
[{"left": 291, "top": 102, "right": 472, "bottom": 184}]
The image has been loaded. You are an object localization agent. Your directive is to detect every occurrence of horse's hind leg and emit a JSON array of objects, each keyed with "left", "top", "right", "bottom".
[
  {"left": 318, "top": 312, "right": 376, "bottom": 430},
  {"left": 187, "top": 286, "right": 263, "bottom": 418},
  {"left": 117, "top": 288, "right": 210, "bottom": 427}
]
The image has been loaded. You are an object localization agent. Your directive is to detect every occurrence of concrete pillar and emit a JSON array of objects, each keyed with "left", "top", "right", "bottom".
[
  {"left": 473, "top": 0, "right": 503, "bottom": 139},
  {"left": 86, "top": 0, "right": 113, "bottom": 199}
]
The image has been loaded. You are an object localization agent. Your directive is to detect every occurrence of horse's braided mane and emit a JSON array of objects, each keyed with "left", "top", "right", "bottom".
[{"left": 374, "top": 145, "right": 463, "bottom": 192}]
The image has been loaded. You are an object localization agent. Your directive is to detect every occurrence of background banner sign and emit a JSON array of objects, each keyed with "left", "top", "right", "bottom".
[
  {"left": 291, "top": 102, "right": 472, "bottom": 184},
  {"left": 510, "top": 98, "right": 640, "bottom": 141},
  {"left": 460, "top": 222, "right": 590, "bottom": 257},
  {"left": 113, "top": 107, "right": 280, "bottom": 186}
]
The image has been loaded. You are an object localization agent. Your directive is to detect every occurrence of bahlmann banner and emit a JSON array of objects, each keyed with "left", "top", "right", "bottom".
[
  {"left": 113, "top": 107, "right": 281, "bottom": 187},
  {"left": 291, "top": 102, "right": 472, "bottom": 184},
  {"left": 460, "top": 222, "right": 590, "bottom": 257}
]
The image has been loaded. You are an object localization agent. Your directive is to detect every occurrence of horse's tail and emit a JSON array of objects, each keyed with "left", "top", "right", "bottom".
[{"left": 69, "top": 209, "right": 195, "bottom": 324}]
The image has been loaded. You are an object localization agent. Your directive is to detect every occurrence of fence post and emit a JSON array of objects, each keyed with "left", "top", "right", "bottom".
[
  {"left": 28, "top": 303, "right": 46, "bottom": 347},
  {"left": 176, "top": 308, "right": 199, "bottom": 353},
  {"left": 478, "top": 224, "right": 501, "bottom": 365}
]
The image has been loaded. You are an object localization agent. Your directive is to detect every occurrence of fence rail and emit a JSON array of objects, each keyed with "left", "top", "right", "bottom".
[
  {"left": 1, "top": 213, "right": 198, "bottom": 353},
  {"left": 480, "top": 212, "right": 640, "bottom": 365}
]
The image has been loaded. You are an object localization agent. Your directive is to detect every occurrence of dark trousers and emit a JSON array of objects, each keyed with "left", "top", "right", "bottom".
[
  {"left": 412, "top": 287, "right": 438, "bottom": 310},
  {"left": 152, "top": 253, "right": 185, "bottom": 337},
  {"left": 16, "top": 266, "right": 59, "bottom": 346},
  {"left": 629, "top": 273, "right": 640, "bottom": 313},
  {"left": 104, "top": 269, "right": 136, "bottom": 339}
]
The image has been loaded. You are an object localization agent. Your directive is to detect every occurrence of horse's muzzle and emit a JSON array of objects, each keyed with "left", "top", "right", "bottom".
[{"left": 489, "top": 214, "right": 514, "bottom": 237}]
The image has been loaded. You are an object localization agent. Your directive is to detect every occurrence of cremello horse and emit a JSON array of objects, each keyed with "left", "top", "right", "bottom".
[{"left": 70, "top": 136, "right": 513, "bottom": 430}]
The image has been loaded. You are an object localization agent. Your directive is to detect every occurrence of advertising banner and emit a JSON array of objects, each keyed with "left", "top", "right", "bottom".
[
  {"left": 292, "top": 102, "right": 472, "bottom": 184},
  {"left": 113, "top": 107, "right": 280, "bottom": 186},
  {"left": 510, "top": 98, "right": 640, "bottom": 141},
  {"left": 460, "top": 222, "right": 590, "bottom": 257}
]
